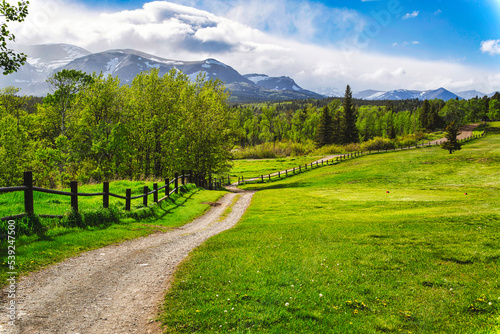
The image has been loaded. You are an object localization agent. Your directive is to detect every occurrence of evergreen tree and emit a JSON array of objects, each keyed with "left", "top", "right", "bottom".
[
  {"left": 441, "top": 121, "right": 462, "bottom": 154},
  {"left": 341, "top": 85, "right": 358, "bottom": 144},
  {"left": 419, "top": 100, "right": 430, "bottom": 130},
  {"left": 315, "top": 105, "right": 333, "bottom": 147}
]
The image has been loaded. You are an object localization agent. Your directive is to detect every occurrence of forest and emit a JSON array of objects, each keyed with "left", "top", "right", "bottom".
[
  {"left": 0, "top": 67, "right": 499, "bottom": 188},
  {"left": 0, "top": 69, "right": 232, "bottom": 188}
]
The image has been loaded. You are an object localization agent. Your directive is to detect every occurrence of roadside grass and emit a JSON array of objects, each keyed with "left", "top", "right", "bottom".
[
  {"left": 229, "top": 156, "right": 325, "bottom": 183},
  {"left": 160, "top": 124, "right": 500, "bottom": 333},
  {"left": 0, "top": 183, "right": 226, "bottom": 288}
]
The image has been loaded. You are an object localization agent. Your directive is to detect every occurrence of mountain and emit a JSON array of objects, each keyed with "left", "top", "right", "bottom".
[
  {"left": 354, "top": 88, "right": 460, "bottom": 101},
  {"left": 455, "top": 90, "right": 487, "bottom": 100},
  {"left": 244, "top": 74, "right": 323, "bottom": 99},
  {"left": 0, "top": 44, "right": 323, "bottom": 103},
  {"left": 1, "top": 44, "right": 92, "bottom": 96},
  {"left": 353, "top": 90, "right": 385, "bottom": 100}
]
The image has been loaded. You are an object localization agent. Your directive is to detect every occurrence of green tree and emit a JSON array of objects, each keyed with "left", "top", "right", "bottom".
[
  {"left": 341, "top": 85, "right": 358, "bottom": 144},
  {"left": 0, "top": 0, "right": 29, "bottom": 74},
  {"left": 419, "top": 100, "right": 430, "bottom": 130},
  {"left": 441, "top": 121, "right": 462, "bottom": 154},
  {"left": 315, "top": 105, "right": 333, "bottom": 147},
  {"left": 46, "top": 69, "right": 92, "bottom": 136}
]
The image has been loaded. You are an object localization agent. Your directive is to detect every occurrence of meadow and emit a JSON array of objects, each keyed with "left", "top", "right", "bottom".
[
  {"left": 160, "top": 123, "right": 500, "bottom": 333},
  {"left": 0, "top": 182, "right": 226, "bottom": 286}
]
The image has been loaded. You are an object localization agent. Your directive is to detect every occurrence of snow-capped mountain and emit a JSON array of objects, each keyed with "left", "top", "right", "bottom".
[
  {"left": 353, "top": 90, "right": 385, "bottom": 100},
  {"left": 0, "top": 44, "right": 322, "bottom": 102},
  {"left": 354, "top": 88, "right": 460, "bottom": 101},
  {"left": 455, "top": 90, "right": 487, "bottom": 100},
  {"left": 243, "top": 74, "right": 323, "bottom": 99}
]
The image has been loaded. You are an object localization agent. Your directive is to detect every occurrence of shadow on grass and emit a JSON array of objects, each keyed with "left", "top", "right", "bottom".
[{"left": 155, "top": 189, "right": 199, "bottom": 218}]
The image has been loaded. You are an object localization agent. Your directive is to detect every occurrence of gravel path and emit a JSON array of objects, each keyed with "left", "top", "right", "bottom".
[{"left": 0, "top": 187, "right": 254, "bottom": 334}]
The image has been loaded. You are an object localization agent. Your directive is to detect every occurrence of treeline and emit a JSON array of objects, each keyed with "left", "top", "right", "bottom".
[
  {"left": 0, "top": 69, "right": 232, "bottom": 188},
  {"left": 230, "top": 89, "right": 500, "bottom": 149}
]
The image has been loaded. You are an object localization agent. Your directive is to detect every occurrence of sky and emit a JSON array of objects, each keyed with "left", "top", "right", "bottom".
[{"left": 11, "top": 0, "right": 500, "bottom": 94}]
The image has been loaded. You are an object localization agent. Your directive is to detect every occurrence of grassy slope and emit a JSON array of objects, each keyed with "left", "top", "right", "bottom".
[
  {"left": 0, "top": 185, "right": 226, "bottom": 287},
  {"left": 160, "top": 123, "right": 500, "bottom": 333},
  {"left": 229, "top": 156, "right": 325, "bottom": 182}
]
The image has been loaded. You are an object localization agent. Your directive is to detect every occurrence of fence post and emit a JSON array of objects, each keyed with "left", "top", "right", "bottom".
[
  {"left": 126, "top": 189, "right": 131, "bottom": 211},
  {"left": 228, "top": 175, "right": 230, "bottom": 185},
  {"left": 143, "top": 186, "right": 148, "bottom": 207},
  {"left": 165, "top": 178, "right": 170, "bottom": 197},
  {"left": 278, "top": 171, "right": 280, "bottom": 178},
  {"left": 71, "top": 181, "right": 78, "bottom": 213},
  {"left": 24, "top": 171, "right": 34, "bottom": 216},
  {"left": 261, "top": 175, "right": 264, "bottom": 183},
  {"left": 299, "top": 166, "right": 302, "bottom": 173},
  {"left": 175, "top": 173, "right": 179, "bottom": 194},
  {"left": 181, "top": 170, "right": 185, "bottom": 186},
  {"left": 153, "top": 183, "right": 158, "bottom": 203},
  {"left": 103, "top": 181, "right": 109, "bottom": 209},
  {"left": 305, "top": 164, "right": 307, "bottom": 170},
  {"left": 268, "top": 174, "right": 271, "bottom": 181}
]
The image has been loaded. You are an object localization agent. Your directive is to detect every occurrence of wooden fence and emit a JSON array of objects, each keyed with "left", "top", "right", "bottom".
[
  {"left": 0, "top": 171, "right": 228, "bottom": 221},
  {"left": 238, "top": 132, "right": 485, "bottom": 185}
]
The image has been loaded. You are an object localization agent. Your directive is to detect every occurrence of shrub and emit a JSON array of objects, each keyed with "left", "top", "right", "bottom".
[
  {"left": 83, "top": 207, "right": 120, "bottom": 227},
  {"left": 60, "top": 209, "right": 84, "bottom": 228},
  {"left": 361, "top": 137, "right": 396, "bottom": 151}
]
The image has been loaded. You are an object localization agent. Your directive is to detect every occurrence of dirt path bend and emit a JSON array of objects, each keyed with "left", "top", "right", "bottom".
[{"left": 0, "top": 188, "right": 255, "bottom": 334}]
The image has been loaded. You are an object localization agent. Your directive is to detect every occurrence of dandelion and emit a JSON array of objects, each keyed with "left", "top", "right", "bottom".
[
  {"left": 291, "top": 285, "right": 294, "bottom": 287},
  {"left": 488, "top": 302, "right": 492, "bottom": 305},
  {"left": 224, "top": 310, "right": 228, "bottom": 313},
  {"left": 285, "top": 302, "right": 289, "bottom": 307},
  {"left": 319, "top": 294, "right": 323, "bottom": 298},
  {"left": 353, "top": 309, "right": 358, "bottom": 314}
]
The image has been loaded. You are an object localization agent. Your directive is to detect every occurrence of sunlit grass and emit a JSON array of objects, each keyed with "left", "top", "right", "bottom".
[
  {"left": 0, "top": 184, "right": 226, "bottom": 288},
  {"left": 160, "top": 124, "right": 499, "bottom": 333}
]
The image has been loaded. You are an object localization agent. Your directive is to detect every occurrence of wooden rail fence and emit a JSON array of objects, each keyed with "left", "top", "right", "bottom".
[
  {"left": 238, "top": 132, "right": 485, "bottom": 185},
  {"left": 0, "top": 170, "right": 228, "bottom": 221}
]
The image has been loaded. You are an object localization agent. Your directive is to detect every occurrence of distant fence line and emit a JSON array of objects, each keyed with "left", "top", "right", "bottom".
[
  {"left": 238, "top": 132, "right": 485, "bottom": 185},
  {"left": 0, "top": 171, "right": 230, "bottom": 222}
]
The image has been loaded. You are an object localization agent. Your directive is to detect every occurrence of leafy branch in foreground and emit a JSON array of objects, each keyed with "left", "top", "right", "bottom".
[{"left": 0, "top": 0, "right": 29, "bottom": 74}]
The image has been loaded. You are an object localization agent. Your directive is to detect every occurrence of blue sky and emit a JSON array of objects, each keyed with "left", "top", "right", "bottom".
[{"left": 13, "top": 0, "right": 500, "bottom": 93}]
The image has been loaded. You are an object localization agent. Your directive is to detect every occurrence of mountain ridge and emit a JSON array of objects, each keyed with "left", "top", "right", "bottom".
[{"left": 0, "top": 44, "right": 323, "bottom": 102}]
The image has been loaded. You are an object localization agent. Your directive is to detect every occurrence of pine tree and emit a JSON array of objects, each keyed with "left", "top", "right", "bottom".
[
  {"left": 315, "top": 106, "right": 333, "bottom": 147},
  {"left": 419, "top": 100, "right": 430, "bottom": 130},
  {"left": 441, "top": 121, "right": 462, "bottom": 154},
  {"left": 341, "top": 85, "right": 358, "bottom": 144}
]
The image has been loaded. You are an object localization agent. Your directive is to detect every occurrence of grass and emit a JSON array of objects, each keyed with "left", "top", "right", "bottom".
[
  {"left": 0, "top": 182, "right": 226, "bottom": 287},
  {"left": 229, "top": 156, "right": 327, "bottom": 183},
  {"left": 160, "top": 122, "right": 500, "bottom": 333}
]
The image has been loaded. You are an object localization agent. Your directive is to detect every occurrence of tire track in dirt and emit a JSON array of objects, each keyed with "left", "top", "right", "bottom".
[{"left": 0, "top": 188, "right": 254, "bottom": 334}]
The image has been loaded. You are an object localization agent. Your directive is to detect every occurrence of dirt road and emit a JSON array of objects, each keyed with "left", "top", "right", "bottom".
[{"left": 1, "top": 187, "right": 254, "bottom": 334}]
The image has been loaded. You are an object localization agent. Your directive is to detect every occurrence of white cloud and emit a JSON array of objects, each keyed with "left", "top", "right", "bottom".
[
  {"left": 402, "top": 11, "right": 419, "bottom": 20},
  {"left": 8, "top": 0, "right": 500, "bottom": 93},
  {"left": 434, "top": 9, "right": 442, "bottom": 15},
  {"left": 480, "top": 39, "right": 500, "bottom": 56}
]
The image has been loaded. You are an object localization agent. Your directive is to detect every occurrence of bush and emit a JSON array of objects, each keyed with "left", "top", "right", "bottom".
[
  {"left": 82, "top": 206, "right": 120, "bottom": 227},
  {"left": 233, "top": 141, "right": 316, "bottom": 159},
  {"left": 24, "top": 214, "right": 47, "bottom": 236},
  {"left": 360, "top": 137, "right": 396, "bottom": 151},
  {"left": 60, "top": 209, "right": 84, "bottom": 228}
]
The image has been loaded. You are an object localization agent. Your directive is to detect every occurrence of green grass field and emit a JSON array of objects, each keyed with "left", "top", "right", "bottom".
[
  {"left": 229, "top": 156, "right": 326, "bottom": 183},
  {"left": 160, "top": 123, "right": 500, "bottom": 333},
  {"left": 0, "top": 182, "right": 226, "bottom": 287}
]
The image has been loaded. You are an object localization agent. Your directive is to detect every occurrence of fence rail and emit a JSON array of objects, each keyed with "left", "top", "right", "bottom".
[
  {"left": 238, "top": 132, "right": 485, "bottom": 185},
  {"left": 0, "top": 170, "right": 226, "bottom": 221}
]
